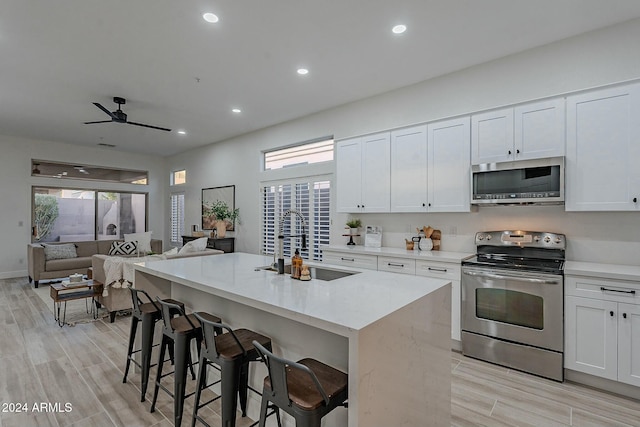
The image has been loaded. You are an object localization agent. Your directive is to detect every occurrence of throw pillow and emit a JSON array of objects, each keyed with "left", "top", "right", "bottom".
[
  {"left": 43, "top": 243, "right": 78, "bottom": 261},
  {"left": 124, "top": 231, "right": 152, "bottom": 254},
  {"left": 178, "top": 237, "right": 208, "bottom": 255},
  {"left": 163, "top": 247, "right": 179, "bottom": 256},
  {"left": 108, "top": 240, "right": 138, "bottom": 256}
]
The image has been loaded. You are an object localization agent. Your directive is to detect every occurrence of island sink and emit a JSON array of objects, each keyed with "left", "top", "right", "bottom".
[{"left": 255, "top": 264, "right": 359, "bottom": 281}]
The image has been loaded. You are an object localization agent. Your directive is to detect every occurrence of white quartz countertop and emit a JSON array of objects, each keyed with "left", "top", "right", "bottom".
[
  {"left": 564, "top": 261, "right": 640, "bottom": 282},
  {"left": 321, "top": 244, "right": 473, "bottom": 263},
  {"left": 135, "top": 252, "right": 451, "bottom": 335}
]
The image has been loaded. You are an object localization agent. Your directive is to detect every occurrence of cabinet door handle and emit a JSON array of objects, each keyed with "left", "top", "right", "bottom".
[
  {"left": 623, "top": 313, "right": 627, "bottom": 319},
  {"left": 341, "top": 257, "right": 355, "bottom": 262},
  {"left": 428, "top": 267, "right": 448, "bottom": 272},
  {"left": 633, "top": 197, "right": 638, "bottom": 203},
  {"left": 387, "top": 262, "right": 405, "bottom": 268},
  {"left": 422, "top": 203, "right": 426, "bottom": 207},
  {"left": 508, "top": 150, "right": 512, "bottom": 155},
  {"left": 610, "top": 311, "right": 614, "bottom": 317},
  {"left": 428, "top": 203, "right": 431, "bottom": 207},
  {"left": 600, "top": 286, "right": 636, "bottom": 295},
  {"left": 516, "top": 149, "right": 520, "bottom": 154}
]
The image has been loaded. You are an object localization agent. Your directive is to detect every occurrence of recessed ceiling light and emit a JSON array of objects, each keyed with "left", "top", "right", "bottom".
[
  {"left": 203, "top": 13, "right": 219, "bottom": 23},
  {"left": 177, "top": 130, "right": 187, "bottom": 135},
  {"left": 231, "top": 108, "right": 242, "bottom": 113},
  {"left": 297, "top": 68, "right": 309, "bottom": 75},
  {"left": 392, "top": 24, "right": 407, "bottom": 34}
]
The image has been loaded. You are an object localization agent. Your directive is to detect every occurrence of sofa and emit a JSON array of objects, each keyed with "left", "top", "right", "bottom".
[
  {"left": 27, "top": 239, "right": 163, "bottom": 288},
  {"left": 92, "top": 247, "right": 223, "bottom": 322}
]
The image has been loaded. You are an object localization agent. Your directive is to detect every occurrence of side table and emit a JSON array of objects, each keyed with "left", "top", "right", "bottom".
[{"left": 49, "top": 281, "right": 103, "bottom": 327}]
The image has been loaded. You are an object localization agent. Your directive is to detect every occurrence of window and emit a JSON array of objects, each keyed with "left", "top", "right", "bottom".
[
  {"left": 32, "top": 187, "right": 147, "bottom": 242},
  {"left": 32, "top": 160, "right": 148, "bottom": 184},
  {"left": 261, "top": 177, "right": 331, "bottom": 261},
  {"left": 172, "top": 169, "right": 186, "bottom": 185},
  {"left": 170, "top": 193, "right": 185, "bottom": 245},
  {"left": 264, "top": 137, "right": 333, "bottom": 170}
]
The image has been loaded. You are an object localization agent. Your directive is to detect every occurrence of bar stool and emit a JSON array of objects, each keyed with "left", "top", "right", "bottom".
[
  {"left": 252, "top": 341, "right": 348, "bottom": 427},
  {"left": 122, "top": 288, "right": 185, "bottom": 402},
  {"left": 191, "top": 313, "right": 273, "bottom": 427},
  {"left": 149, "top": 299, "right": 222, "bottom": 427}
]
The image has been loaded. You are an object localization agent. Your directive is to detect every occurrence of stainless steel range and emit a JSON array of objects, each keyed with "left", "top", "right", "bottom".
[{"left": 461, "top": 230, "right": 566, "bottom": 381}]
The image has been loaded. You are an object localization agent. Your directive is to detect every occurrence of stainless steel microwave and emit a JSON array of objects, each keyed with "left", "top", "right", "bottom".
[{"left": 471, "top": 157, "right": 564, "bottom": 205}]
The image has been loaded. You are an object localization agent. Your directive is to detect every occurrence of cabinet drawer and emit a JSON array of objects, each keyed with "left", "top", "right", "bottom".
[
  {"left": 377, "top": 257, "right": 416, "bottom": 275},
  {"left": 566, "top": 276, "right": 640, "bottom": 304},
  {"left": 415, "top": 260, "right": 460, "bottom": 281},
  {"left": 322, "top": 253, "right": 377, "bottom": 270}
]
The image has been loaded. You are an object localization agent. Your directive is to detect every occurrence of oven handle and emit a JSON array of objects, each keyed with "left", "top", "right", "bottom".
[{"left": 462, "top": 269, "right": 560, "bottom": 284}]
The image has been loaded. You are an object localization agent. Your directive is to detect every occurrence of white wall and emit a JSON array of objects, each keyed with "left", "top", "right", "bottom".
[
  {"left": 167, "top": 18, "right": 640, "bottom": 265},
  {"left": 0, "top": 135, "right": 165, "bottom": 278}
]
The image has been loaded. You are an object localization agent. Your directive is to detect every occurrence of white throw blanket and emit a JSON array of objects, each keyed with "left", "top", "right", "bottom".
[{"left": 102, "top": 254, "right": 166, "bottom": 296}]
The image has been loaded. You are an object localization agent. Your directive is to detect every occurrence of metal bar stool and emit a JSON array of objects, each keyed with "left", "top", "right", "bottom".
[
  {"left": 252, "top": 341, "right": 348, "bottom": 427},
  {"left": 191, "top": 313, "right": 273, "bottom": 427},
  {"left": 122, "top": 288, "right": 185, "bottom": 402},
  {"left": 149, "top": 299, "right": 222, "bottom": 427}
]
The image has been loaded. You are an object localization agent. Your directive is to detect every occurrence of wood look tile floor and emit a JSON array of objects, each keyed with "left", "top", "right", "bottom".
[{"left": 1, "top": 277, "right": 639, "bottom": 427}]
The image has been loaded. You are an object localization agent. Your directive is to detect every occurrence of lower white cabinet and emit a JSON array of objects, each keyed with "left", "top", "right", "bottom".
[
  {"left": 323, "top": 248, "right": 462, "bottom": 342},
  {"left": 565, "top": 276, "right": 640, "bottom": 387}
]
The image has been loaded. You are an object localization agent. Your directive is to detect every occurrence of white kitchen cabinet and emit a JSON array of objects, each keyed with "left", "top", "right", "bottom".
[
  {"left": 322, "top": 251, "right": 378, "bottom": 270},
  {"left": 565, "top": 274, "right": 640, "bottom": 387},
  {"left": 336, "top": 133, "right": 390, "bottom": 213},
  {"left": 390, "top": 118, "right": 470, "bottom": 213},
  {"left": 428, "top": 117, "right": 471, "bottom": 212},
  {"left": 390, "top": 125, "right": 428, "bottom": 212},
  {"left": 377, "top": 256, "right": 416, "bottom": 275},
  {"left": 565, "top": 83, "right": 640, "bottom": 211},
  {"left": 471, "top": 99, "right": 565, "bottom": 164},
  {"left": 322, "top": 246, "right": 465, "bottom": 343}
]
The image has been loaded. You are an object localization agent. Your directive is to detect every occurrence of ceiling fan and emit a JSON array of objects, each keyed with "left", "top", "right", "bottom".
[{"left": 84, "top": 97, "right": 171, "bottom": 132}]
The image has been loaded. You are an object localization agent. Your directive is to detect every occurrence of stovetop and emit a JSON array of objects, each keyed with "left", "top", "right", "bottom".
[
  {"left": 462, "top": 230, "right": 566, "bottom": 275},
  {"left": 462, "top": 253, "right": 564, "bottom": 274}
]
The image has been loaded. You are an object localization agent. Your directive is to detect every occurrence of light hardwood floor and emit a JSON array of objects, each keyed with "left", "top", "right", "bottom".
[{"left": 2, "top": 277, "right": 639, "bottom": 427}]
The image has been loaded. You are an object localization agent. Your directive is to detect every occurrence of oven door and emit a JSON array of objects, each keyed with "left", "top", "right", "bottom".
[{"left": 461, "top": 266, "right": 563, "bottom": 351}]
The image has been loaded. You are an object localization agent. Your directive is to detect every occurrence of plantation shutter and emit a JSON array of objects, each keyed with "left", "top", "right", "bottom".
[{"left": 170, "top": 193, "right": 185, "bottom": 245}]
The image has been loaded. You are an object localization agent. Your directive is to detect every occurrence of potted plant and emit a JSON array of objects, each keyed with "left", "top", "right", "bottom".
[
  {"left": 345, "top": 218, "right": 362, "bottom": 235},
  {"left": 203, "top": 200, "right": 240, "bottom": 238}
]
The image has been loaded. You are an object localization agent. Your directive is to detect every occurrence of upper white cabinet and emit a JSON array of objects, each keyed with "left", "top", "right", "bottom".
[
  {"left": 566, "top": 83, "right": 640, "bottom": 211},
  {"left": 471, "top": 98, "right": 565, "bottom": 164},
  {"left": 428, "top": 117, "right": 471, "bottom": 212},
  {"left": 390, "top": 125, "right": 428, "bottom": 212},
  {"left": 336, "top": 132, "right": 390, "bottom": 213},
  {"left": 390, "top": 118, "right": 470, "bottom": 212}
]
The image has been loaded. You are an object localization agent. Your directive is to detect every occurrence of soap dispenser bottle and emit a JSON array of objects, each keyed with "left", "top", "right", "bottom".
[{"left": 291, "top": 249, "right": 302, "bottom": 279}]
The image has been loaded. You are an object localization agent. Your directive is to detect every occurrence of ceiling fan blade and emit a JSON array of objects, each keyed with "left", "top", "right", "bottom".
[
  {"left": 127, "top": 121, "right": 172, "bottom": 132},
  {"left": 84, "top": 120, "right": 113, "bottom": 124},
  {"left": 93, "top": 102, "right": 117, "bottom": 119}
]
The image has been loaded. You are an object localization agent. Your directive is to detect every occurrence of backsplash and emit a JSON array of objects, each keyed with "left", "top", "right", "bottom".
[{"left": 333, "top": 206, "right": 640, "bottom": 266}]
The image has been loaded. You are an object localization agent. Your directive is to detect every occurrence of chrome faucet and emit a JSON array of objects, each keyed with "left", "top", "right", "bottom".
[{"left": 277, "top": 209, "right": 307, "bottom": 274}]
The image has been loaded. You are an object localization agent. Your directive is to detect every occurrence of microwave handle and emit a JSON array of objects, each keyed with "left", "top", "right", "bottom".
[{"left": 463, "top": 269, "right": 560, "bottom": 284}]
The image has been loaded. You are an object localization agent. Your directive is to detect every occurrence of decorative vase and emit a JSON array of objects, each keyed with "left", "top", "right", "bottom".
[
  {"left": 350, "top": 227, "right": 358, "bottom": 235},
  {"left": 215, "top": 220, "right": 227, "bottom": 238}
]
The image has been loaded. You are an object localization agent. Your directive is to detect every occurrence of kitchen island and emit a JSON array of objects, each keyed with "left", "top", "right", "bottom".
[{"left": 134, "top": 252, "right": 451, "bottom": 427}]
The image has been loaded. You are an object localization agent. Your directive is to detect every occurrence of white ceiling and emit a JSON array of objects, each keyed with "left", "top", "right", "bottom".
[{"left": 3, "top": 1, "right": 640, "bottom": 157}]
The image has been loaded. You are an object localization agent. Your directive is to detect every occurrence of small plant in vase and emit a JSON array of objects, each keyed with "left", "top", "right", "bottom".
[
  {"left": 345, "top": 218, "right": 362, "bottom": 235},
  {"left": 203, "top": 200, "right": 239, "bottom": 238}
]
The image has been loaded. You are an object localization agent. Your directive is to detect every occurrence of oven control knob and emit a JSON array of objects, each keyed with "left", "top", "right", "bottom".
[
  {"left": 533, "top": 236, "right": 541, "bottom": 242},
  {"left": 543, "top": 236, "right": 551, "bottom": 243},
  {"left": 486, "top": 234, "right": 492, "bottom": 240},
  {"left": 477, "top": 234, "right": 485, "bottom": 241},
  {"left": 554, "top": 237, "right": 562, "bottom": 244}
]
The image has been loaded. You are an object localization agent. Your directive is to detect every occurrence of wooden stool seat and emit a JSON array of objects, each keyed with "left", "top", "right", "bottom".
[
  {"left": 264, "top": 358, "right": 348, "bottom": 411},
  {"left": 215, "top": 328, "right": 271, "bottom": 361},
  {"left": 170, "top": 312, "right": 220, "bottom": 334}
]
